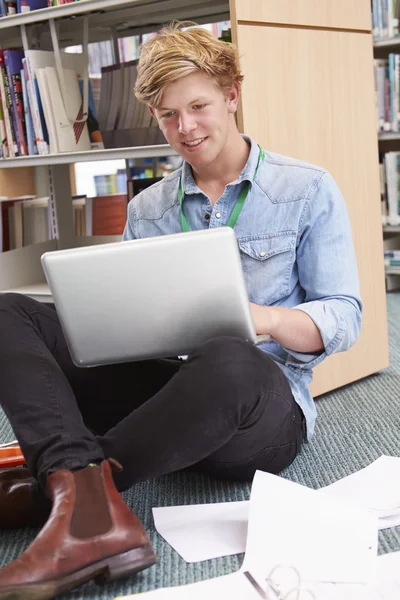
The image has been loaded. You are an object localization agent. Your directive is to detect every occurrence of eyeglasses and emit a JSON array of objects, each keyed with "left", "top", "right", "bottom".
[{"left": 244, "top": 565, "right": 316, "bottom": 600}]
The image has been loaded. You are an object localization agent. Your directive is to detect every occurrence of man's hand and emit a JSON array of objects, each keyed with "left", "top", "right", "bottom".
[{"left": 249, "top": 302, "right": 324, "bottom": 353}]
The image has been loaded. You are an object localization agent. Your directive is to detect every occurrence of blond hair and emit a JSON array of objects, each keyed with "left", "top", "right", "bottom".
[{"left": 135, "top": 21, "right": 243, "bottom": 107}]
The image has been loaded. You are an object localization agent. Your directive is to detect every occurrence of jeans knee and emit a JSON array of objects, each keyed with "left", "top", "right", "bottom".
[
  {"left": 189, "top": 336, "right": 263, "bottom": 384},
  {"left": 0, "top": 292, "right": 33, "bottom": 315}
]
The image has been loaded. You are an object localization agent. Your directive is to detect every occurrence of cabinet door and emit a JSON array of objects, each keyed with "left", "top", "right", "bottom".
[{"left": 230, "top": 0, "right": 389, "bottom": 396}]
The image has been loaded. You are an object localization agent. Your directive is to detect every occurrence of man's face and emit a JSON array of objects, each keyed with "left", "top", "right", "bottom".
[{"left": 151, "top": 71, "right": 239, "bottom": 169}]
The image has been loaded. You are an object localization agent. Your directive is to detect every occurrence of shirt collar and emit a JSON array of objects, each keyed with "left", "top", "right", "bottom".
[{"left": 181, "top": 135, "right": 261, "bottom": 195}]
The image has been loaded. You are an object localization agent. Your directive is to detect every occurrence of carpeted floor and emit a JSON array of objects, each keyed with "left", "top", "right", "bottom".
[{"left": 0, "top": 294, "right": 399, "bottom": 599}]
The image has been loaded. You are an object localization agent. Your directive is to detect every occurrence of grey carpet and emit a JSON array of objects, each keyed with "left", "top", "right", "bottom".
[{"left": 0, "top": 294, "right": 399, "bottom": 599}]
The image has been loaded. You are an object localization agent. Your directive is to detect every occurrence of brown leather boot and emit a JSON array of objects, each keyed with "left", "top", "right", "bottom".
[
  {"left": 0, "top": 460, "right": 156, "bottom": 600},
  {"left": 0, "top": 468, "right": 43, "bottom": 529}
]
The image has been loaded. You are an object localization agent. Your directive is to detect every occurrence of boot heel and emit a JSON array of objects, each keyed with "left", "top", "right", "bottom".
[{"left": 97, "top": 545, "right": 157, "bottom": 583}]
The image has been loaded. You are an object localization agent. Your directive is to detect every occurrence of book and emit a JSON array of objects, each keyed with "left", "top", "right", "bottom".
[
  {"left": 35, "top": 67, "right": 58, "bottom": 153},
  {"left": 8, "top": 201, "right": 23, "bottom": 249},
  {"left": 0, "top": 99, "right": 7, "bottom": 158},
  {"left": 20, "top": 63, "right": 37, "bottom": 155},
  {"left": 17, "top": 0, "right": 47, "bottom": 11},
  {"left": 24, "top": 50, "right": 93, "bottom": 154},
  {"left": 3, "top": 49, "right": 28, "bottom": 156},
  {"left": 6, "top": 196, "right": 50, "bottom": 249},
  {"left": 23, "top": 51, "right": 49, "bottom": 154},
  {"left": 21, "top": 197, "right": 50, "bottom": 246},
  {"left": 77, "top": 77, "right": 104, "bottom": 149},
  {"left": 0, "top": 49, "right": 17, "bottom": 157},
  {"left": 44, "top": 66, "right": 91, "bottom": 153},
  {"left": 85, "top": 194, "right": 127, "bottom": 236}
]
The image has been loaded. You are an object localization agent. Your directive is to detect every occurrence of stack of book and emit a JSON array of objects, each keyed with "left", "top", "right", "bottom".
[
  {"left": 98, "top": 60, "right": 166, "bottom": 149},
  {"left": 0, "top": 0, "right": 81, "bottom": 14},
  {"left": 380, "top": 152, "right": 400, "bottom": 225},
  {"left": 374, "top": 55, "right": 400, "bottom": 134},
  {"left": 0, "top": 195, "right": 52, "bottom": 252},
  {"left": 72, "top": 194, "right": 128, "bottom": 237},
  {"left": 0, "top": 48, "right": 103, "bottom": 158},
  {"left": 384, "top": 250, "right": 400, "bottom": 268},
  {"left": 371, "top": 0, "right": 400, "bottom": 39}
]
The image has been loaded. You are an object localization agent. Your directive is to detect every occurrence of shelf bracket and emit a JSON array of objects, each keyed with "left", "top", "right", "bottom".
[
  {"left": 110, "top": 26, "right": 120, "bottom": 64},
  {"left": 47, "top": 164, "right": 74, "bottom": 249},
  {"left": 20, "top": 24, "right": 29, "bottom": 54}
]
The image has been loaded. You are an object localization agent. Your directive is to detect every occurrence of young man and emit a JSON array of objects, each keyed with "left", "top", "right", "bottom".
[{"left": 0, "top": 22, "right": 361, "bottom": 599}]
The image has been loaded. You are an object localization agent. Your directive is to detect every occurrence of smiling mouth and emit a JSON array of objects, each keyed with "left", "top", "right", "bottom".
[{"left": 182, "top": 137, "right": 207, "bottom": 147}]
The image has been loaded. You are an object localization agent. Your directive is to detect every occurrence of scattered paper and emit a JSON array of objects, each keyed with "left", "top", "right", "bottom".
[
  {"left": 377, "top": 550, "right": 400, "bottom": 584},
  {"left": 306, "top": 553, "right": 400, "bottom": 599},
  {"left": 241, "top": 470, "right": 378, "bottom": 584},
  {"left": 115, "top": 571, "right": 260, "bottom": 599},
  {"left": 319, "top": 456, "right": 400, "bottom": 529},
  {"left": 152, "top": 501, "right": 249, "bottom": 563}
]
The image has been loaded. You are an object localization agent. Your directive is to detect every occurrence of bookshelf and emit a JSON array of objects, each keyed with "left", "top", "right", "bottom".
[
  {"left": 0, "top": 0, "right": 230, "bottom": 48},
  {"left": 372, "top": 7, "right": 400, "bottom": 289},
  {"left": 0, "top": 144, "right": 177, "bottom": 168},
  {"left": 0, "top": 0, "right": 389, "bottom": 400}
]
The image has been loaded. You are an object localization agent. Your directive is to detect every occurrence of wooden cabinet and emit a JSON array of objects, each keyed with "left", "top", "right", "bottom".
[{"left": 230, "top": 0, "right": 389, "bottom": 395}]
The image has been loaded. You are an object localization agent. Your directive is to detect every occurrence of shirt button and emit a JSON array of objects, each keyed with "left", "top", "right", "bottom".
[
  {"left": 215, "top": 212, "right": 221, "bottom": 219},
  {"left": 259, "top": 251, "right": 266, "bottom": 257},
  {"left": 204, "top": 213, "right": 210, "bottom": 221}
]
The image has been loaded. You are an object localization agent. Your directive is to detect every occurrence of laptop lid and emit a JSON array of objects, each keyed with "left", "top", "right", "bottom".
[{"left": 41, "top": 227, "right": 257, "bottom": 367}]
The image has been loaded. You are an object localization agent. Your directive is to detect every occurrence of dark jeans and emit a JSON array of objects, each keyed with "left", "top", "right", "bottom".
[{"left": 0, "top": 293, "right": 305, "bottom": 497}]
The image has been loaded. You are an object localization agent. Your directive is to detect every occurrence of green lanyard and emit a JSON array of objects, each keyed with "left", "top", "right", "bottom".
[{"left": 177, "top": 146, "right": 264, "bottom": 233}]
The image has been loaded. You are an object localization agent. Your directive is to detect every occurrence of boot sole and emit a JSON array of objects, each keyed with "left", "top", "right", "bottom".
[{"left": 0, "top": 544, "right": 157, "bottom": 600}]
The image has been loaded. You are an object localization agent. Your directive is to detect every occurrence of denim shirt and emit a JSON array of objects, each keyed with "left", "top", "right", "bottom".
[{"left": 123, "top": 135, "right": 362, "bottom": 440}]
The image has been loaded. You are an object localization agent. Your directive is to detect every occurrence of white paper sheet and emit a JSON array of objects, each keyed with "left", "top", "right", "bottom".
[
  {"left": 319, "top": 456, "right": 400, "bottom": 529},
  {"left": 152, "top": 501, "right": 249, "bottom": 563},
  {"left": 116, "top": 555, "right": 400, "bottom": 600},
  {"left": 241, "top": 470, "right": 378, "bottom": 584},
  {"left": 306, "top": 552, "right": 400, "bottom": 599},
  {"left": 377, "top": 550, "right": 400, "bottom": 584},
  {"left": 115, "top": 571, "right": 260, "bottom": 599}
]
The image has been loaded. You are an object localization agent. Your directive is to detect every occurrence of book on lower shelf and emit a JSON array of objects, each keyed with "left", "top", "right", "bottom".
[
  {"left": 0, "top": 195, "right": 51, "bottom": 252},
  {"left": 72, "top": 193, "right": 127, "bottom": 237}
]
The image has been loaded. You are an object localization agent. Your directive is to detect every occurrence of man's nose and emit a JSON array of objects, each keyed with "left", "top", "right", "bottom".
[{"left": 178, "top": 113, "right": 196, "bottom": 135}]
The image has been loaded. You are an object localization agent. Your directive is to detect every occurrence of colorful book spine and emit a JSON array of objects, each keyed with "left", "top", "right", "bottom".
[
  {"left": 0, "top": 50, "right": 17, "bottom": 157},
  {"left": 24, "top": 52, "right": 49, "bottom": 154},
  {"left": 4, "top": 49, "right": 28, "bottom": 156},
  {"left": 0, "top": 100, "right": 7, "bottom": 158},
  {"left": 20, "top": 63, "right": 37, "bottom": 155}
]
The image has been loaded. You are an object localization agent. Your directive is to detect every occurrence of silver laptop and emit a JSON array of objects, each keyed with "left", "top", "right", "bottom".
[{"left": 41, "top": 227, "right": 270, "bottom": 367}]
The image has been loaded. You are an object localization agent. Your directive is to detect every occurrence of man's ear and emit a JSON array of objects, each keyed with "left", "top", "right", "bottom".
[
  {"left": 227, "top": 82, "right": 240, "bottom": 114},
  {"left": 149, "top": 106, "right": 156, "bottom": 118}
]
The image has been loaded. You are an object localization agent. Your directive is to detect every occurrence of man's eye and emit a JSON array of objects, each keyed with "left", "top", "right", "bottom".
[
  {"left": 162, "top": 112, "right": 175, "bottom": 119},
  {"left": 193, "top": 104, "right": 205, "bottom": 110}
]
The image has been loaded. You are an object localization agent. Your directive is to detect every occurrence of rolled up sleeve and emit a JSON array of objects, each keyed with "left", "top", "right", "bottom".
[
  {"left": 285, "top": 172, "right": 362, "bottom": 370},
  {"left": 122, "top": 201, "right": 136, "bottom": 241}
]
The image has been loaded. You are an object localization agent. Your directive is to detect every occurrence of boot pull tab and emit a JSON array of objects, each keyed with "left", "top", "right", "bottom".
[{"left": 108, "top": 458, "right": 123, "bottom": 472}]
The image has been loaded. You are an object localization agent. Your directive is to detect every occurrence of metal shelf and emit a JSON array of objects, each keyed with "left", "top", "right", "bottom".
[
  {"left": 0, "top": 144, "right": 177, "bottom": 168},
  {"left": 383, "top": 225, "right": 400, "bottom": 233},
  {"left": 0, "top": 0, "right": 230, "bottom": 48},
  {"left": 385, "top": 267, "right": 400, "bottom": 275},
  {"left": 373, "top": 36, "right": 400, "bottom": 49},
  {"left": 378, "top": 133, "right": 400, "bottom": 142}
]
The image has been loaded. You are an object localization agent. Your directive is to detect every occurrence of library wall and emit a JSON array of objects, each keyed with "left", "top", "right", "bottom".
[{"left": 0, "top": 168, "right": 35, "bottom": 197}]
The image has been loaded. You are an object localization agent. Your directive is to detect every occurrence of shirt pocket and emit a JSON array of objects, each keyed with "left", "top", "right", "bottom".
[{"left": 238, "top": 233, "right": 296, "bottom": 305}]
